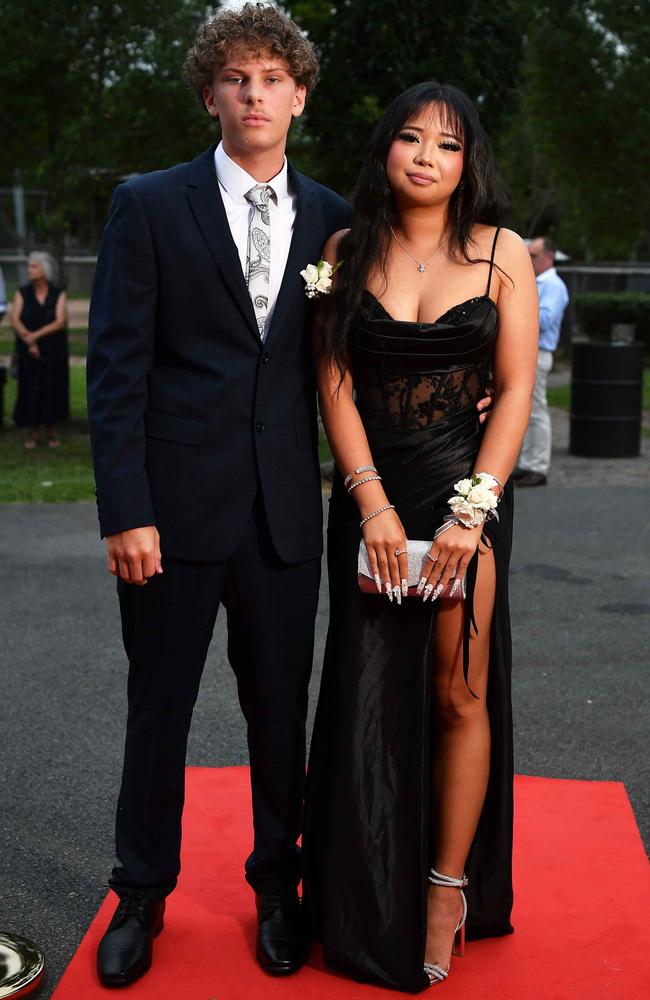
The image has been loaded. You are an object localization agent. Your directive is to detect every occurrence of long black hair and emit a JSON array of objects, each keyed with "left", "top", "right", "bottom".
[{"left": 323, "top": 81, "right": 508, "bottom": 373}]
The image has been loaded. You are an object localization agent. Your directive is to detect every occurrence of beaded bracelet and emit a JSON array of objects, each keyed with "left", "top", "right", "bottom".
[
  {"left": 344, "top": 465, "right": 377, "bottom": 488},
  {"left": 360, "top": 503, "right": 395, "bottom": 528},
  {"left": 348, "top": 475, "right": 382, "bottom": 493}
]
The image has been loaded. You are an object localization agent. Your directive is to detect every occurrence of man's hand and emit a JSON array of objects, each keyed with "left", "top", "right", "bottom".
[
  {"left": 477, "top": 386, "right": 495, "bottom": 424},
  {"left": 107, "top": 526, "right": 163, "bottom": 585}
]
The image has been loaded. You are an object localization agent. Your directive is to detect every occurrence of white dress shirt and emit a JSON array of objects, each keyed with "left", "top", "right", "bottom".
[{"left": 214, "top": 142, "right": 297, "bottom": 336}]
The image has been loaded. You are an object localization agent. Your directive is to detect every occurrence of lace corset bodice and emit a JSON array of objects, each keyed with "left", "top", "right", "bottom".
[{"left": 353, "top": 290, "right": 499, "bottom": 430}]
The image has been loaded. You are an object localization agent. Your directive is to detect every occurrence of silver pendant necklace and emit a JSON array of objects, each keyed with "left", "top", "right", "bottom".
[{"left": 390, "top": 227, "right": 450, "bottom": 273}]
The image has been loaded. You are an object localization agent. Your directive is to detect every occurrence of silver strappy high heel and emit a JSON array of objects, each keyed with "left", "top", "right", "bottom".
[{"left": 423, "top": 868, "right": 468, "bottom": 986}]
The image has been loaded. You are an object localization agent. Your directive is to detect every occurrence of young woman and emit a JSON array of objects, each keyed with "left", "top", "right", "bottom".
[{"left": 303, "top": 82, "right": 538, "bottom": 992}]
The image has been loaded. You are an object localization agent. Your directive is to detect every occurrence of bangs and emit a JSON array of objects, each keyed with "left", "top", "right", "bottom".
[{"left": 391, "top": 85, "right": 472, "bottom": 145}]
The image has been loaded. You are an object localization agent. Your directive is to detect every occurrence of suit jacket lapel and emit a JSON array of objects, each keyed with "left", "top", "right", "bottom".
[
  {"left": 185, "top": 146, "right": 259, "bottom": 341},
  {"left": 265, "top": 166, "right": 320, "bottom": 345}
]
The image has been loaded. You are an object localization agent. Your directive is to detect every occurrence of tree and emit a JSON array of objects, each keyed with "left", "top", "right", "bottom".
[
  {"left": 500, "top": 0, "right": 650, "bottom": 257},
  {"left": 286, "top": 0, "right": 529, "bottom": 197},
  {"left": 0, "top": 0, "right": 217, "bottom": 257}
]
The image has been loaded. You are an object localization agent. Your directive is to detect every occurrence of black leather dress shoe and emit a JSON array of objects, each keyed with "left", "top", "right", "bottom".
[
  {"left": 97, "top": 894, "right": 165, "bottom": 987},
  {"left": 256, "top": 888, "right": 309, "bottom": 975},
  {"left": 514, "top": 471, "right": 548, "bottom": 487}
]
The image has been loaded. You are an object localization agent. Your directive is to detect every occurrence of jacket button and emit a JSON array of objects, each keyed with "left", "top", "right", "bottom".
[
  {"left": 256, "top": 422, "right": 265, "bottom": 433},
  {"left": 262, "top": 352, "right": 270, "bottom": 364}
]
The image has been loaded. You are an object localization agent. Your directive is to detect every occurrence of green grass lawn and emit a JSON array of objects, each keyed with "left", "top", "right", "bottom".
[{"left": 0, "top": 366, "right": 95, "bottom": 502}]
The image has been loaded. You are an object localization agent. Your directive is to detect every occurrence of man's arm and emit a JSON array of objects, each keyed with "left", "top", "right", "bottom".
[{"left": 87, "top": 181, "right": 161, "bottom": 584}]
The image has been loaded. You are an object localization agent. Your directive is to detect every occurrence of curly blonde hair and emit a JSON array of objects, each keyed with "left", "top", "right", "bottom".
[{"left": 184, "top": 2, "right": 319, "bottom": 109}]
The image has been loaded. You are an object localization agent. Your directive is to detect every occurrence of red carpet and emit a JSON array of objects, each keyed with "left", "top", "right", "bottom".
[{"left": 53, "top": 768, "right": 648, "bottom": 999}]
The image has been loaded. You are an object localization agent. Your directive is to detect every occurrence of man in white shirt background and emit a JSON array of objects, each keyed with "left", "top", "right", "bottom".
[{"left": 513, "top": 236, "right": 569, "bottom": 487}]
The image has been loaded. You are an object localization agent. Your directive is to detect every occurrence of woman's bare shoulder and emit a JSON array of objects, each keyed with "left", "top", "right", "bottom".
[
  {"left": 322, "top": 228, "right": 350, "bottom": 266},
  {"left": 471, "top": 224, "right": 525, "bottom": 255},
  {"left": 471, "top": 225, "right": 531, "bottom": 288},
  {"left": 495, "top": 226, "right": 528, "bottom": 257}
]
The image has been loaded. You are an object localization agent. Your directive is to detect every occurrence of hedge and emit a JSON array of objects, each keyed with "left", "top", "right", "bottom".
[{"left": 574, "top": 293, "right": 650, "bottom": 351}]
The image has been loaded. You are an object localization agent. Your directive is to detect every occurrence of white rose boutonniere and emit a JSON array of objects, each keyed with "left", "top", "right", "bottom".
[{"left": 300, "top": 259, "right": 339, "bottom": 299}]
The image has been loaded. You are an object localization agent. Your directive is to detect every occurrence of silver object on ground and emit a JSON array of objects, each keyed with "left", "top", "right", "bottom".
[{"left": 0, "top": 932, "right": 45, "bottom": 998}]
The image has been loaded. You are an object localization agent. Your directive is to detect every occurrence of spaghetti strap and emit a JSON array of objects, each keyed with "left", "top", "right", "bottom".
[{"left": 486, "top": 227, "right": 501, "bottom": 297}]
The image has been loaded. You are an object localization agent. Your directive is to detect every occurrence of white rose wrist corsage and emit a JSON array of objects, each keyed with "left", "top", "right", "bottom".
[
  {"left": 300, "top": 259, "right": 339, "bottom": 299},
  {"left": 447, "top": 472, "right": 501, "bottom": 528}
]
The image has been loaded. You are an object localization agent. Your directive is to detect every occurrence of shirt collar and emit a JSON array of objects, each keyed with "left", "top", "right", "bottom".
[
  {"left": 536, "top": 266, "right": 557, "bottom": 284},
  {"left": 214, "top": 141, "right": 289, "bottom": 205}
]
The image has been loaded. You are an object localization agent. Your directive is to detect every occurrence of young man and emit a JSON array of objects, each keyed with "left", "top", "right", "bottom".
[
  {"left": 513, "top": 236, "right": 569, "bottom": 487},
  {"left": 88, "top": 4, "right": 349, "bottom": 987}
]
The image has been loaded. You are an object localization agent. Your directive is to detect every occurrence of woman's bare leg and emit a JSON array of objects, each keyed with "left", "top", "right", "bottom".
[{"left": 425, "top": 544, "right": 496, "bottom": 970}]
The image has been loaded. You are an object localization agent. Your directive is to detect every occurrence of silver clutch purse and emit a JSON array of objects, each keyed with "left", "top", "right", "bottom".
[{"left": 357, "top": 538, "right": 466, "bottom": 599}]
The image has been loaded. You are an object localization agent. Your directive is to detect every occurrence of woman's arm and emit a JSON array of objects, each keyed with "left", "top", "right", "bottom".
[
  {"left": 10, "top": 290, "right": 30, "bottom": 339},
  {"left": 472, "top": 228, "right": 539, "bottom": 482},
  {"left": 424, "top": 228, "right": 539, "bottom": 595},
  {"left": 316, "top": 231, "right": 409, "bottom": 601},
  {"left": 27, "top": 291, "right": 68, "bottom": 343}
]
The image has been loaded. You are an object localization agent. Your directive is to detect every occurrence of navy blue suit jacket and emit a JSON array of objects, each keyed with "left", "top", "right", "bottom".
[{"left": 87, "top": 144, "right": 350, "bottom": 562}]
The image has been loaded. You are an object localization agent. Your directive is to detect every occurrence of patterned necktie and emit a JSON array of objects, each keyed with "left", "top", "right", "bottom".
[{"left": 245, "top": 184, "right": 275, "bottom": 339}]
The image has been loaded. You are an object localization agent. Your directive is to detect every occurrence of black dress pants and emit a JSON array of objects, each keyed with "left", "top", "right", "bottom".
[{"left": 109, "top": 499, "right": 321, "bottom": 900}]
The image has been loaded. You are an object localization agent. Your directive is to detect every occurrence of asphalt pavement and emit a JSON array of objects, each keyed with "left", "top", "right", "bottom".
[{"left": 1, "top": 407, "right": 648, "bottom": 998}]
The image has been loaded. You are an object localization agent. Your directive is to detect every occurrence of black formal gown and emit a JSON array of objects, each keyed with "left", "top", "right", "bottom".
[
  {"left": 303, "top": 229, "right": 515, "bottom": 993},
  {"left": 13, "top": 283, "right": 69, "bottom": 428}
]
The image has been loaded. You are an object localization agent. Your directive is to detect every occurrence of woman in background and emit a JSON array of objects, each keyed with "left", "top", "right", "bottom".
[{"left": 11, "top": 251, "right": 69, "bottom": 447}]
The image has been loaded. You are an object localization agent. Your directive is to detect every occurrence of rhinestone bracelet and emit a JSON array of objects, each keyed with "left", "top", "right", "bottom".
[
  {"left": 348, "top": 475, "right": 382, "bottom": 493},
  {"left": 360, "top": 503, "right": 395, "bottom": 528},
  {"left": 344, "top": 464, "right": 377, "bottom": 488}
]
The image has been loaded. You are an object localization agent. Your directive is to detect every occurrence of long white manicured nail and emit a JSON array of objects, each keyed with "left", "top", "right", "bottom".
[
  {"left": 432, "top": 583, "right": 444, "bottom": 600},
  {"left": 401, "top": 578, "right": 408, "bottom": 597},
  {"left": 374, "top": 573, "right": 382, "bottom": 593},
  {"left": 385, "top": 581, "right": 393, "bottom": 601},
  {"left": 423, "top": 583, "right": 434, "bottom": 602},
  {"left": 416, "top": 577, "right": 428, "bottom": 596},
  {"left": 450, "top": 578, "right": 461, "bottom": 597},
  {"left": 393, "top": 585, "right": 401, "bottom": 606}
]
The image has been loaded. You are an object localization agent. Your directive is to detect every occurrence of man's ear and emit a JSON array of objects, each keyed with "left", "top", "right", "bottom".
[
  {"left": 292, "top": 83, "right": 307, "bottom": 119},
  {"left": 203, "top": 84, "right": 220, "bottom": 120}
]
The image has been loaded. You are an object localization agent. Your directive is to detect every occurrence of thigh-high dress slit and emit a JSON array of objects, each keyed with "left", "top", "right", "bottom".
[{"left": 303, "top": 247, "right": 515, "bottom": 994}]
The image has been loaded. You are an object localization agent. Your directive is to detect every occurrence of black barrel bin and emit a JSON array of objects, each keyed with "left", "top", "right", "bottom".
[{"left": 570, "top": 342, "right": 644, "bottom": 458}]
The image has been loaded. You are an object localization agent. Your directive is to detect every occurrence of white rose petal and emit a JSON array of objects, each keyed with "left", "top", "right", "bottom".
[
  {"left": 448, "top": 497, "right": 476, "bottom": 523},
  {"left": 318, "top": 261, "right": 334, "bottom": 278},
  {"left": 301, "top": 264, "right": 319, "bottom": 284},
  {"left": 467, "top": 484, "right": 497, "bottom": 508},
  {"left": 453, "top": 478, "right": 473, "bottom": 496},
  {"left": 315, "top": 276, "right": 332, "bottom": 293}
]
